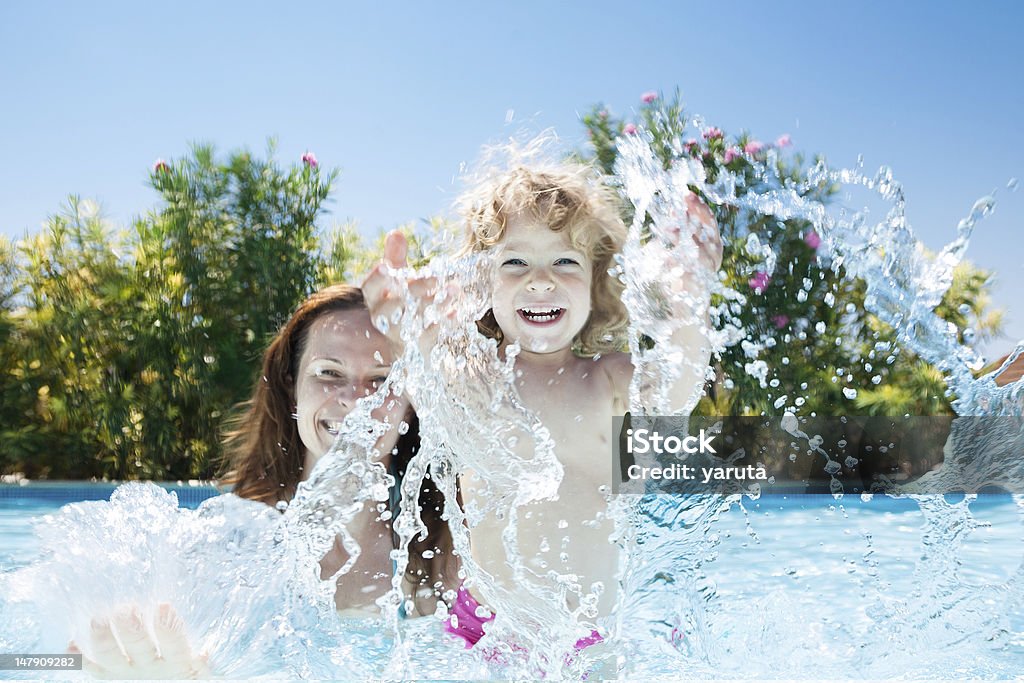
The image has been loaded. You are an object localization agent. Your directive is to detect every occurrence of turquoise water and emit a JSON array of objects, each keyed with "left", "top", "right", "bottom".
[
  {"left": 2, "top": 485, "right": 1022, "bottom": 679},
  {"left": 0, "top": 483, "right": 219, "bottom": 572}
]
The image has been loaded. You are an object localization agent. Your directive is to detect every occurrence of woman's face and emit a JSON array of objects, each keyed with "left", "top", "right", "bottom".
[{"left": 293, "top": 307, "right": 402, "bottom": 465}]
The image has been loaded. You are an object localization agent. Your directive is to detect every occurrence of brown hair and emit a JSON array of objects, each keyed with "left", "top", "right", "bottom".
[
  {"left": 458, "top": 162, "right": 630, "bottom": 354},
  {"left": 219, "top": 283, "right": 453, "bottom": 596},
  {"left": 219, "top": 284, "right": 366, "bottom": 504}
]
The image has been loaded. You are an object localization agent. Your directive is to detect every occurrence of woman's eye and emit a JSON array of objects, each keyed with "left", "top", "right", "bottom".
[
  {"left": 371, "top": 376, "right": 389, "bottom": 386},
  {"left": 315, "top": 368, "right": 344, "bottom": 380}
]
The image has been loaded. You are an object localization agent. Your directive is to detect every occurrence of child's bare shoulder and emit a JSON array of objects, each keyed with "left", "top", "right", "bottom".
[{"left": 579, "top": 350, "right": 633, "bottom": 401}]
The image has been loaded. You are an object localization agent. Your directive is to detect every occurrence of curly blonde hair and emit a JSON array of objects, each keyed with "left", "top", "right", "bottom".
[{"left": 457, "top": 162, "right": 629, "bottom": 355}]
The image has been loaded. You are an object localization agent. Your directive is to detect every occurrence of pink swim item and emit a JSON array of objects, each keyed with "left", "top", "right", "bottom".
[
  {"left": 445, "top": 585, "right": 495, "bottom": 647},
  {"left": 444, "top": 586, "right": 603, "bottom": 651}
]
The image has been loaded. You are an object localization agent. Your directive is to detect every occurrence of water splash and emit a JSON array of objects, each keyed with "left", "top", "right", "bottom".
[{"left": 2, "top": 121, "right": 1023, "bottom": 679}]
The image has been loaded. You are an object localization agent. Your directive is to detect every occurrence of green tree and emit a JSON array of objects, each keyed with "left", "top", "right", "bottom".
[
  {"left": 2, "top": 146, "right": 343, "bottom": 479},
  {"left": 581, "top": 92, "right": 1002, "bottom": 417}
]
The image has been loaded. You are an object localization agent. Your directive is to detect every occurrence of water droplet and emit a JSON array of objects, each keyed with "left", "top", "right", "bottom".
[
  {"left": 958, "top": 303, "right": 971, "bottom": 315},
  {"left": 843, "top": 387, "right": 858, "bottom": 400},
  {"left": 871, "top": 375, "right": 882, "bottom": 385},
  {"left": 1008, "top": 177, "right": 1019, "bottom": 192},
  {"left": 815, "top": 321, "right": 827, "bottom": 334}
]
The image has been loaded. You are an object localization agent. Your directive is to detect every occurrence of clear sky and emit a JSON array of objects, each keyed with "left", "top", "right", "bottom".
[{"left": 2, "top": 1, "right": 1022, "bottom": 357}]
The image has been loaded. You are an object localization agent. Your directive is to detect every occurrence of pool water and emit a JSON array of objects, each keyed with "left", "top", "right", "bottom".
[
  {"left": 0, "top": 483, "right": 219, "bottom": 571},
  {"left": 2, "top": 484, "right": 1023, "bottom": 679}
]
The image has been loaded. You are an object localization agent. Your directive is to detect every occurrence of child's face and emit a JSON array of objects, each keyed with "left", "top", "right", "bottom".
[
  {"left": 491, "top": 215, "right": 592, "bottom": 355},
  {"left": 294, "top": 308, "right": 397, "bottom": 461}
]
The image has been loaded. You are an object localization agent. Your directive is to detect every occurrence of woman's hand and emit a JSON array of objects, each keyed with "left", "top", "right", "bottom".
[{"left": 68, "top": 603, "right": 210, "bottom": 680}]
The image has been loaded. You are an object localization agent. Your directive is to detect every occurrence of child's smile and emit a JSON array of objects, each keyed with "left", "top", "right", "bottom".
[
  {"left": 517, "top": 306, "right": 565, "bottom": 325},
  {"left": 491, "top": 216, "right": 592, "bottom": 355}
]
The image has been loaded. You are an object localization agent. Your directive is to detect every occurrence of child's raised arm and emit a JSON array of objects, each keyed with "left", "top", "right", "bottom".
[{"left": 641, "top": 191, "right": 723, "bottom": 414}]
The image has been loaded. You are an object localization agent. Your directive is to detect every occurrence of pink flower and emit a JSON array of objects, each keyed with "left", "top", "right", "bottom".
[
  {"left": 776, "top": 133, "right": 792, "bottom": 148},
  {"left": 771, "top": 314, "right": 790, "bottom": 329},
  {"left": 641, "top": 90, "right": 658, "bottom": 104},
  {"left": 702, "top": 127, "right": 723, "bottom": 140},
  {"left": 301, "top": 151, "right": 318, "bottom": 168},
  {"left": 723, "top": 147, "right": 741, "bottom": 164},
  {"left": 683, "top": 138, "right": 699, "bottom": 153},
  {"left": 804, "top": 230, "right": 821, "bottom": 250},
  {"left": 748, "top": 271, "right": 771, "bottom": 294},
  {"left": 599, "top": 110, "right": 608, "bottom": 120},
  {"left": 744, "top": 140, "right": 765, "bottom": 155},
  {"left": 152, "top": 158, "right": 170, "bottom": 174},
  {"left": 623, "top": 123, "right": 638, "bottom": 135}
]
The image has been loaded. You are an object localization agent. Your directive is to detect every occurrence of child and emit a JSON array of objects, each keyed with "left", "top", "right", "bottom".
[
  {"left": 69, "top": 284, "right": 454, "bottom": 677},
  {"left": 363, "top": 160, "right": 721, "bottom": 643}
]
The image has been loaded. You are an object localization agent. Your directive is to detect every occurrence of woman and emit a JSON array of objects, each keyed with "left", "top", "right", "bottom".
[{"left": 72, "top": 284, "right": 454, "bottom": 678}]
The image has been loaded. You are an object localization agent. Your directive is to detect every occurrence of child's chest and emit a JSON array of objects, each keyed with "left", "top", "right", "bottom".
[{"left": 513, "top": 364, "right": 619, "bottom": 473}]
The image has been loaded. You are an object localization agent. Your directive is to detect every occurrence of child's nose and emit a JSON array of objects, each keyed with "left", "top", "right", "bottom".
[{"left": 526, "top": 269, "right": 556, "bottom": 292}]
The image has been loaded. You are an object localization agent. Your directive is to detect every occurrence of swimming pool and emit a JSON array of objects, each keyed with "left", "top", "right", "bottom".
[
  {"left": 2, "top": 484, "right": 1022, "bottom": 679},
  {"left": 0, "top": 483, "right": 220, "bottom": 571}
]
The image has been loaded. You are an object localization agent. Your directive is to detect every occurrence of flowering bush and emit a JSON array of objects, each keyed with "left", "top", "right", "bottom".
[{"left": 581, "top": 90, "right": 1001, "bottom": 417}]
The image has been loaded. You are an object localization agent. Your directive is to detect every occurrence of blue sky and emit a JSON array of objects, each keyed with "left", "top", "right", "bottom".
[{"left": 2, "top": 1, "right": 1022, "bottom": 357}]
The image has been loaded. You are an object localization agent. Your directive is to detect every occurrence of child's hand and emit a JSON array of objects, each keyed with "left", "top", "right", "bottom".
[
  {"left": 68, "top": 603, "right": 210, "bottom": 680},
  {"left": 657, "top": 191, "right": 722, "bottom": 275},
  {"left": 642, "top": 191, "right": 722, "bottom": 307},
  {"left": 682, "top": 191, "right": 723, "bottom": 273},
  {"left": 361, "top": 231, "right": 455, "bottom": 356}
]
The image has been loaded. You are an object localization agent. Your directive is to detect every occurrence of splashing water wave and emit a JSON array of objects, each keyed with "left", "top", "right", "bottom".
[{"left": 2, "top": 122, "right": 1022, "bottom": 679}]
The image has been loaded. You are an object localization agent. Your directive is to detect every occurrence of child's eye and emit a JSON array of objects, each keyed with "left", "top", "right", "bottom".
[
  {"left": 555, "top": 257, "right": 580, "bottom": 266},
  {"left": 371, "top": 376, "right": 389, "bottom": 387},
  {"left": 502, "top": 258, "right": 527, "bottom": 267}
]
